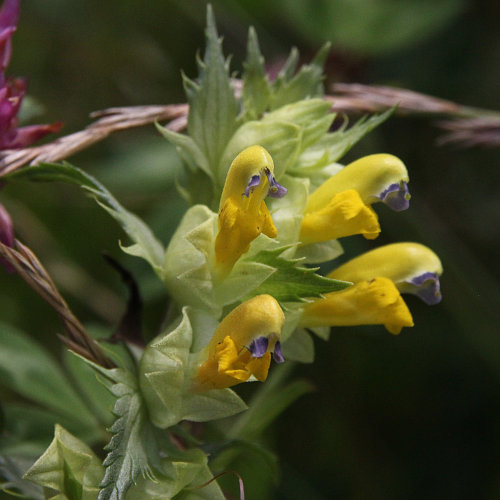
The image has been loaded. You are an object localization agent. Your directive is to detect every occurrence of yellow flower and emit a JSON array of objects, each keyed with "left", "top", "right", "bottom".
[
  {"left": 215, "top": 145, "right": 287, "bottom": 277},
  {"left": 196, "top": 294, "right": 285, "bottom": 391},
  {"left": 300, "top": 154, "right": 410, "bottom": 244},
  {"left": 300, "top": 242, "right": 442, "bottom": 334},
  {"left": 301, "top": 277, "right": 413, "bottom": 335},
  {"left": 328, "top": 242, "right": 443, "bottom": 305}
]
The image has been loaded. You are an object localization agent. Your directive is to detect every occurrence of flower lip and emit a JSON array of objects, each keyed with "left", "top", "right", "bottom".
[
  {"left": 379, "top": 181, "right": 410, "bottom": 211},
  {"left": 406, "top": 271, "right": 442, "bottom": 305},
  {"left": 265, "top": 168, "right": 288, "bottom": 198},
  {"left": 244, "top": 174, "right": 261, "bottom": 197},
  {"left": 248, "top": 336, "right": 269, "bottom": 358},
  {"left": 272, "top": 341, "right": 285, "bottom": 363},
  {"left": 243, "top": 169, "right": 287, "bottom": 199}
]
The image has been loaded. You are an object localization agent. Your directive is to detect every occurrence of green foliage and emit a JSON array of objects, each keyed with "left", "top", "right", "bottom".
[
  {"left": 24, "top": 425, "right": 104, "bottom": 499},
  {"left": 0, "top": 455, "right": 44, "bottom": 499},
  {"left": 242, "top": 27, "right": 271, "bottom": 120},
  {"left": 249, "top": 246, "right": 351, "bottom": 302},
  {"left": 268, "top": 42, "right": 330, "bottom": 110},
  {"left": 139, "top": 309, "right": 247, "bottom": 429},
  {"left": 0, "top": 323, "right": 107, "bottom": 449},
  {"left": 291, "top": 107, "right": 395, "bottom": 179},
  {"left": 91, "top": 368, "right": 160, "bottom": 500},
  {"left": 183, "top": 5, "right": 239, "bottom": 184},
  {"left": 7, "top": 162, "right": 166, "bottom": 278}
]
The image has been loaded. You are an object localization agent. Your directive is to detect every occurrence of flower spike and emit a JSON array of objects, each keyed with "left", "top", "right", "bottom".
[
  {"left": 300, "top": 154, "right": 410, "bottom": 244},
  {"left": 196, "top": 294, "right": 285, "bottom": 391},
  {"left": 215, "top": 145, "right": 287, "bottom": 277}
]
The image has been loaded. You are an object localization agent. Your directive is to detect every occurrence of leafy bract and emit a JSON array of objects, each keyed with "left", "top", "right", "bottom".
[
  {"left": 126, "top": 449, "right": 225, "bottom": 500},
  {"left": 220, "top": 98, "right": 333, "bottom": 182},
  {"left": 248, "top": 246, "right": 351, "bottom": 303},
  {"left": 7, "top": 162, "right": 165, "bottom": 278},
  {"left": 139, "top": 308, "right": 247, "bottom": 429},
  {"left": 269, "top": 42, "right": 331, "bottom": 110},
  {"left": 163, "top": 205, "right": 276, "bottom": 316},
  {"left": 95, "top": 368, "right": 161, "bottom": 500},
  {"left": 24, "top": 424, "right": 104, "bottom": 500},
  {"left": 290, "top": 107, "right": 395, "bottom": 179},
  {"left": 242, "top": 27, "right": 271, "bottom": 121},
  {"left": 182, "top": 5, "right": 238, "bottom": 183}
]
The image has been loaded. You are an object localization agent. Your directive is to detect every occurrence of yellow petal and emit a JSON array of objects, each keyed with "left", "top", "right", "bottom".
[
  {"left": 299, "top": 189, "right": 380, "bottom": 244},
  {"left": 301, "top": 277, "right": 414, "bottom": 335},
  {"left": 215, "top": 197, "right": 276, "bottom": 273},
  {"left": 305, "top": 154, "right": 409, "bottom": 213},
  {"left": 328, "top": 242, "right": 443, "bottom": 284}
]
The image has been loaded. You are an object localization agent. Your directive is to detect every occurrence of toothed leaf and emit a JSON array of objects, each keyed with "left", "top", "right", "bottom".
[
  {"left": 184, "top": 5, "right": 238, "bottom": 182},
  {"left": 248, "top": 247, "right": 351, "bottom": 302}
]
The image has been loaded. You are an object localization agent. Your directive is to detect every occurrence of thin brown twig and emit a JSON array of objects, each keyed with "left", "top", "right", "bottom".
[
  {"left": 329, "top": 83, "right": 500, "bottom": 147},
  {"left": 0, "top": 239, "right": 115, "bottom": 368},
  {"left": 0, "top": 103, "right": 188, "bottom": 177},
  {"left": 1, "top": 82, "right": 499, "bottom": 178}
]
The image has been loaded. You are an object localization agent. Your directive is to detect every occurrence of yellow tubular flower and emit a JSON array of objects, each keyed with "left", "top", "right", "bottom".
[
  {"left": 301, "top": 277, "right": 414, "bottom": 335},
  {"left": 328, "top": 242, "right": 443, "bottom": 305},
  {"left": 196, "top": 294, "right": 285, "bottom": 391},
  {"left": 215, "top": 145, "right": 287, "bottom": 277},
  {"left": 300, "top": 154, "right": 410, "bottom": 244}
]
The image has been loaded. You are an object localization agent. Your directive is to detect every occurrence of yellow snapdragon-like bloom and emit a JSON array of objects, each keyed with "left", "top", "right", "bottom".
[
  {"left": 196, "top": 294, "right": 285, "bottom": 391},
  {"left": 215, "top": 145, "right": 287, "bottom": 277},
  {"left": 328, "top": 242, "right": 443, "bottom": 305},
  {"left": 300, "top": 154, "right": 410, "bottom": 244},
  {"left": 301, "top": 277, "right": 413, "bottom": 335},
  {"left": 301, "top": 242, "right": 442, "bottom": 334}
]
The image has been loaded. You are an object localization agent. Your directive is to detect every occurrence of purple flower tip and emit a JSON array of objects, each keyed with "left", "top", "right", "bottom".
[
  {"left": 0, "top": 0, "right": 20, "bottom": 74},
  {"left": 272, "top": 341, "right": 285, "bottom": 364},
  {"left": 244, "top": 174, "right": 261, "bottom": 197},
  {"left": 265, "top": 169, "right": 287, "bottom": 199},
  {"left": 407, "top": 272, "right": 442, "bottom": 305},
  {"left": 0, "top": 201, "right": 14, "bottom": 273},
  {"left": 248, "top": 336, "right": 269, "bottom": 358},
  {"left": 379, "top": 182, "right": 410, "bottom": 211}
]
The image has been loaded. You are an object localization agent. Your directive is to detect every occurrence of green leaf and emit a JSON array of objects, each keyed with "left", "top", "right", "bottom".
[
  {"left": 155, "top": 123, "right": 211, "bottom": 181},
  {"left": 24, "top": 425, "right": 104, "bottom": 499},
  {"left": 126, "top": 449, "right": 225, "bottom": 500},
  {"left": 97, "top": 369, "right": 161, "bottom": 500},
  {"left": 291, "top": 107, "right": 395, "bottom": 177},
  {"left": 270, "top": 43, "right": 330, "bottom": 109},
  {"left": 248, "top": 246, "right": 351, "bottom": 302},
  {"left": 0, "top": 322, "right": 98, "bottom": 430},
  {"left": 62, "top": 350, "right": 115, "bottom": 430},
  {"left": 139, "top": 309, "right": 247, "bottom": 430},
  {"left": 220, "top": 98, "right": 333, "bottom": 182},
  {"left": 0, "top": 454, "right": 44, "bottom": 500},
  {"left": 7, "top": 162, "right": 165, "bottom": 278},
  {"left": 242, "top": 27, "right": 271, "bottom": 120},
  {"left": 184, "top": 5, "right": 239, "bottom": 183}
]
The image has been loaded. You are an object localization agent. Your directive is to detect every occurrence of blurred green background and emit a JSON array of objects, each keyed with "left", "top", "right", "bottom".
[{"left": 1, "top": 0, "right": 500, "bottom": 498}]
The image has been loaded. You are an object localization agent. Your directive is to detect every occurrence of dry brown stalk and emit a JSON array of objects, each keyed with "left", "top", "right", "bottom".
[
  {"left": 0, "top": 239, "right": 115, "bottom": 368},
  {"left": 0, "top": 103, "right": 188, "bottom": 177}
]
